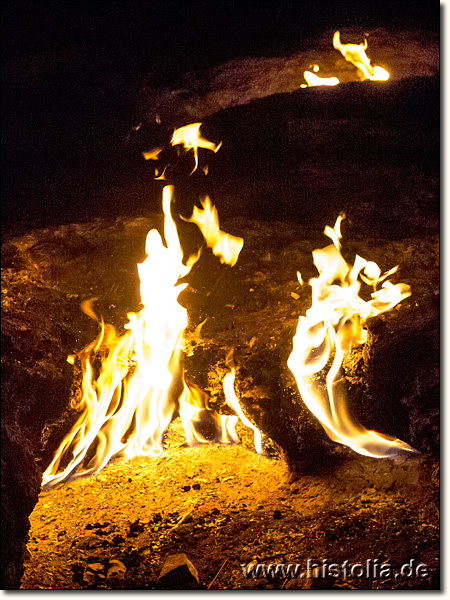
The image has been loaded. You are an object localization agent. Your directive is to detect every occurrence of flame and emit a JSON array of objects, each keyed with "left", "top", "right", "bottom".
[
  {"left": 143, "top": 148, "right": 163, "bottom": 161},
  {"left": 333, "top": 31, "right": 389, "bottom": 81},
  {"left": 182, "top": 196, "right": 244, "bottom": 266},
  {"left": 302, "top": 65, "right": 340, "bottom": 87},
  {"left": 42, "top": 186, "right": 260, "bottom": 487},
  {"left": 223, "top": 353, "right": 262, "bottom": 454},
  {"left": 287, "top": 215, "right": 415, "bottom": 458},
  {"left": 171, "top": 123, "right": 222, "bottom": 174}
]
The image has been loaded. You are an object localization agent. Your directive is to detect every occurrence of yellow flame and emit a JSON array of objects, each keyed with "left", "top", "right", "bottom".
[
  {"left": 287, "top": 216, "right": 415, "bottom": 458},
  {"left": 171, "top": 123, "right": 222, "bottom": 174},
  {"left": 333, "top": 31, "right": 389, "bottom": 81},
  {"left": 42, "top": 186, "right": 260, "bottom": 487},
  {"left": 183, "top": 196, "right": 244, "bottom": 266},
  {"left": 223, "top": 367, "right": 262, "bottom": 454},
  {"left": 143, "top": 147, "right": 162, "bottom": 160},
  {"left": 303, "top": 71, "right": 340, "bottom": 87},
  {"left": 179, "top": 380, "right": 240, "bottom": 447}
]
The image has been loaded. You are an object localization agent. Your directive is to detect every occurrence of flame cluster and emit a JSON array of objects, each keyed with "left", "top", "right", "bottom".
[
  {"left": 301, "top": 30, "right": 389, "bottom": 88},
  {"left": 288, "top": 216, "right": 415, "bottom": 458},
  {"left": 44, "top": 102, "right": 415, "bottom": 487},
  {"left": 42, "top": 129, "right": 260, "bottom": 487}
]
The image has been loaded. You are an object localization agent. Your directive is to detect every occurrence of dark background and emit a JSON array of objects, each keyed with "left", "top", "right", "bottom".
[
  {"left": 2, "top": 2, "right": 439, "bottom": 69},
  {"left": 1, "top": 1, "right": 440, "bottom": 234}
]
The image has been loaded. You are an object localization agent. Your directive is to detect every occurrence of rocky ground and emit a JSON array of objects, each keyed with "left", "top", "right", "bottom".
[{"left": 21, "top": 442, "right": 438, "bottom": 590}]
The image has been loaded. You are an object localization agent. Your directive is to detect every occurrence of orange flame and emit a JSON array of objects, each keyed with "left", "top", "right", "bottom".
[
  {"left": 183, "top": 196, "right": 244, "bottom": 266},
  {"left": 42, "top": 186, "right": 260, "bottom": 487},
  {"left": 302, "top": 65, "right": 339, "bottom": 87},
  {"left": 333, "top": 31, "right": 389, "bottom": 81},
  {"left": 287, "top": 215, "right": 415, "bottom": 458},
  {"left": 143, "top": 122, "right": 221, "bottom": 176},
  {"left": 171, "top": 123, "right": 222, "bottom": 174}
]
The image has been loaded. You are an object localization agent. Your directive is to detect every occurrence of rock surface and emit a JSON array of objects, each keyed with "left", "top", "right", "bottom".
[{"left": 158, "top": 553, "right": 200, "bottom": 589}]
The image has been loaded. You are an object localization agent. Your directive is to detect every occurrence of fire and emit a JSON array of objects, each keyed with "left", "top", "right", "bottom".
[
  {"left": 144, "top": 122, "right": 222, "bottom": 177},
  {"left": 301, "top": 64, "right": 340, "bottom": 88},
  {"left": 333, "top": 31, "right": 389, "bottom": 81},
  {"left": 302, "top": 71, "right": 340, "bottom": 88},
  {"left": 182, "top": 196, "right": 244, "bottom": 266},
  {"left": 42, "top": 185, "right": 259, "bottom": 488},
  {"left": 171, "top": 123, "right": 222, "bottom": 174},
  {"left": 287, "top": 215, "right": 415, "bottom": 458}
]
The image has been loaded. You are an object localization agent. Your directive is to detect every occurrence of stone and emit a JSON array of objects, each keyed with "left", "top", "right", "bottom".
[
  {"left": 82, "top": 571, "right": 96, "bottom": 585},
  {"left": 158, "top": 553, "right": 200, "bottom": 589},
  {"left": 106, "top": 559, "right": 126, "bottom": 580},
  {"left": 87, "top": 562, "right": 105, "bottom": 573}
]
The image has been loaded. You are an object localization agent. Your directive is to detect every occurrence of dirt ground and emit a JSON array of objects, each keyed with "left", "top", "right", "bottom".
[{"left": 22, "top": 429, "right": 438, "bottom": 590}]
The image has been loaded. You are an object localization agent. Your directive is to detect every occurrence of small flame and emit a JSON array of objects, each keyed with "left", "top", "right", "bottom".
[
  {"left": 333, "top": 31, "right": 389, "bottom": 81},
  {"left": 303, "top": 66, "right": 340, "bottom": 87},
  {"left": 179, "top": 380, "right": 240, "bottom": 447},
  {"left": 223, "top": 353, "right": 262, "bottom": 454},
  {"left": 143, "top": 122, "right": 221, "bottom": 176},
  {"left": 287, "top": 216, "right": 415, "bottom": 458},
  {"left": 171, "top": 123, "right": 222, "bottom": 174},
  {"left": 183, "top": 196, "right": 244, "bottom": 266},
  {"left": 143, "top": 148, "right": 163, "bottom": 161},
  {"left": 42, "top": 186, "right": 259, "bottom": 487}
]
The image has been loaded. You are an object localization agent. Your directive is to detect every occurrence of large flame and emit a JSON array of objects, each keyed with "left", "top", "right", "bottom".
[
  {"left": 333, "top": 31, "right": 389, "bottom": 81},
  {"left": 42, "top": 186, "right": 259, "bottom": 488},
  {"left": 287, "top": 215, "right": 415, "bottom": 458}
]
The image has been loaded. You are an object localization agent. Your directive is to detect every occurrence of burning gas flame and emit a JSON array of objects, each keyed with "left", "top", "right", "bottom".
[
  {"left": 302, "top": 64, "right": 340, "bottom": 88},
  {"left": 182, "top": 196, "right": 244, "bottom": 266},
  {"left": 287, "top": 215, "right": 415, "bottom": 458},
  {"left": 143, "top": 147, "right": 163, "bottom": 161},
  {"left": 171, "top": 123, "right": 222, "bottom": 174},
  {"left": 42, "top": 186, "right": 259, "bottom": 487},
  {"left": 333, "top": 31, "right": 389, "bottom": 81},
  {"left": 143, "top": 122, "right": 222, "bottom": 177}
]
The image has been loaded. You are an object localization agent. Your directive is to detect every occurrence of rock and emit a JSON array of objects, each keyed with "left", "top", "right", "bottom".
[
  {"left": 285, "top": 575, "right": 335, "bottom": 590},
  {"left": 82, "top": 571, "right": 96, "bottom": 585},
  {"left": 106, "top": 559, "right": 126, "bottom": 580},
  {"left": 78, "top": 535, "right": 100, "bottom": 550},
  {"left": 158, "top": 553, "right": 200, "bottom": 589},
  {"left": 82, "top": 562, "right": 106, "bottom": 586},
  {"left": 1, "top": 421, "right": 41, "bottom": 588},
  {"left": 127, "top": 518, "right": 145, "bottom": 537},
  {"left": 87, "top": 562, "right": 105, "bottom": 573},
  {"left": 111, "top": 534, "right": 125, "bottom": 547}
]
